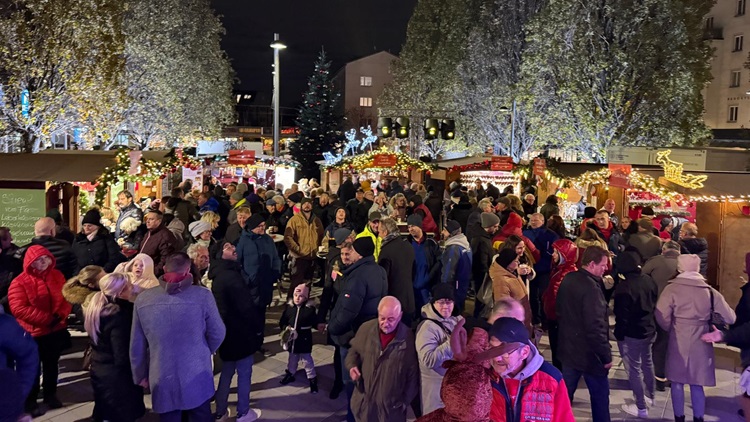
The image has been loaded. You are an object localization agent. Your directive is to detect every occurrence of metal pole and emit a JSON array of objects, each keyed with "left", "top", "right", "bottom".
[
  {"left": 510, "top": 99, "right": 516, "bottom": 161},
  {"left": 273, "top": 33, "right": 281, "bottom": 157}
]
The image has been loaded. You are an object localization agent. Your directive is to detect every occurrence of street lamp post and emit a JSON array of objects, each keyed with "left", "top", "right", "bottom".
[
  {"left": 500, "top": 99, "right": 517, "bottom": 161},
  {"left": 270, "top": 33, "right": 287, "bottom": 157}
]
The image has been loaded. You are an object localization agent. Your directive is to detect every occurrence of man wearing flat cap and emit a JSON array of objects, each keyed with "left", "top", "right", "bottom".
[
  {"left": 284, "top": 195, "right": 324, "bottom": 300},
  {"left": 487, "top": 317, "right": 574, "bottom": 422}
]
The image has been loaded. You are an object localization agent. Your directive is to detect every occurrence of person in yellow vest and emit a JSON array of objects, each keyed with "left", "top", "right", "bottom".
[{"left": 356, "top": 211, "right": 382, "bottom": 261}]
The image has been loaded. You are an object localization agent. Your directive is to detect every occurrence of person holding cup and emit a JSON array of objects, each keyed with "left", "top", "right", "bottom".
[{"left": 489, "top": 248, "right": 533, "bottom": 334}]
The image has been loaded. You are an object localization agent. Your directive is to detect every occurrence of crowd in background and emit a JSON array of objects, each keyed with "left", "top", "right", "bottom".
[{"left": 0, "top": 174, "right": 748, "bottom": 422}]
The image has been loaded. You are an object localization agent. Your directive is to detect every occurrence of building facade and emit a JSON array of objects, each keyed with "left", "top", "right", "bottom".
[
  {"left": 332, "top": 51, "right": 398, "bottom": 130},
  {"left": 704, "top": 0, "right": 750, "bottom": 129}
]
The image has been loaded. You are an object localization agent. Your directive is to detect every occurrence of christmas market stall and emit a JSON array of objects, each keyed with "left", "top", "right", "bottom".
[
  {"left": 202, "top": 150, "right": 300, "bottom": 192},
  {"left": 319, "top": 146, "right": 435, "bottom": 193}
]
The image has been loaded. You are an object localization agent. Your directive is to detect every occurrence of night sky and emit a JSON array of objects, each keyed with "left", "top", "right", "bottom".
[{"left": 210, "top": 0, "right": 418, "bottom": 108}]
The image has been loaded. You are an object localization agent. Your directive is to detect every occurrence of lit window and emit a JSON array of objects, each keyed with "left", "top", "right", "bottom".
[
  {"left": 360, "top": 76, "right": 372, "bottom": 86},
  {"left": 729, "top": 105, "right": 739, "bottom": 122},
  {"left": 732, "top": 70, "right": 742, "bottom": 87},
  {"left": 359, "top": 97, "right": 372, "bottom": 107},
  {"left": 734, "top": 35, "right": 744, "bottom": 52}
]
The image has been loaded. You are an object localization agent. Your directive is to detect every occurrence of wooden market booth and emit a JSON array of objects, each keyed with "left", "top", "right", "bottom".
[{"left": 319, "top": 147, "right": 435, "bottom": 194}]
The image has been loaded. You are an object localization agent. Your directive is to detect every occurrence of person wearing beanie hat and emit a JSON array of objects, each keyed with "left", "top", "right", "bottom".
[
  {"left": 354, "top": 211, "right": 383, "bottom": 261},
  {"left": 440, "top": 219, "right": 472, "bottom": 314},
  {"left": 227, "top": 190, "right": 248, "bottom": 226},
  {"left": 408, "top": 195, "right": 439, "bottom": 240},
  {"left": 324, "top": 206, "right": 355, "bottom": 239},
  {"left": 656, "top": 254, "right": 736, "bottom": 422},
  {"left": 287, "top": 191, "right": 304, "bottom": 206},
  {"left": 188, "top": 220, "right": 213, "bottom": 250},
  {"left": 244, "top": 213, "right": 266, "bottom": 232},
  {"left": 415, "top": 283, "right": 463, "bottom": 413},
  {"left": 264, "top": 194, "right": 293, "bottom": 239},
  {"left": 407, "top": 213, "right": 442, "bottom": 311},
  {"left": 471, "top": 212, "right": 500, "bottom": 317},
  {"left": 73, "top": 209, "right": 126, "bottom": 273},
  {"left": 279, "top": 283, "right": 320, "bottom": 393},
  {"left": 489, "top": 248, "right": 532, "bottom": 332},
  {"left": 284, "top": 191, "right": 324, "bottom": 300},
  {"left": 484, "top": 317, "right": 573, "bottom": 422},
  {"left": 236, "top": 208, "right": 281, "bottom": 312}
]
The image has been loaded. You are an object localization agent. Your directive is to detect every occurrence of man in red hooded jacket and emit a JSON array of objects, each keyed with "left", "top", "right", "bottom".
[
  {"left": 8, "top": 245, "right": 72, "bottom": 415},
  {"left": 542, "top": 239, "right": 578, "bottom": 369}
]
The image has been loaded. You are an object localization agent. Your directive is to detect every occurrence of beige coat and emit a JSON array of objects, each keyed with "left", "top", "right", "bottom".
[
  {"left": 283, "top": 212, "right": 324, "bottom": 259},
  {"left": 346, "top": 319, "right": 419, "bottom": 422},
  {"left": 489, "top": 261, "right": 532, "bottom": 332},
  {"left": 655, "top": 272, "right": 736, "bottom": 386}
]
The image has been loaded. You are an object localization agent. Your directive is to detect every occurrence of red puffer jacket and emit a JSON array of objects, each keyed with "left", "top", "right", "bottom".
[
  {"left": 543, "top": 239, "right": 578, "bottom": 321},
  {"left": 8, "top": 245, "right": 71, "bottom": 337},
  {"left": 492, "top": 213, "right": 541, "bottom": 262}
]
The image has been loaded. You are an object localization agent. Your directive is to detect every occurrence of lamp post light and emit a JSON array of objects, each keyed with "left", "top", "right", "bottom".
[
  {"left": 270, "top": 33, "right": 287, "bottom": 157},
  {"left": 499, "top": 99, "right": 517, "bottom": 160}
]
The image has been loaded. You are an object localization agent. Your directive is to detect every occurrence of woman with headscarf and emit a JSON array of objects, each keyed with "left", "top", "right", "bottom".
[
  {"left": 84, "top": 273, "right": 145, "bottom": 422},
  {"left": 656, "top": 254, "right": 736, "bottom": 422},
  {"left": 114, "top": 253, "right": 159, "bottom": 298},
  {"left": 8, "top": 245, "right": 72, "bottom": 414}
]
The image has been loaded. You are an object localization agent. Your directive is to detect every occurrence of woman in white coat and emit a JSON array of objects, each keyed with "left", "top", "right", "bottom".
[
  {"left": 656, "top": 254, "right": 736, "bottom": 422},
  {"left": 415, "top": 283, "right": 463, "bottom": 414}
]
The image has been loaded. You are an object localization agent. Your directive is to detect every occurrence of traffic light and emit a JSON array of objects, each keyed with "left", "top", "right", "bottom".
[
  {"left": 424, "top": 119, "right": 439, "bottom": 140},
  {"left": 395, "top": 117, "right": 410, "bottom": 139},
  {"left": 378, "top": 117, "right": 393, "bottom": 138},
  {"left": 440, "top": 119, "right": 455, "bottom": 140}
]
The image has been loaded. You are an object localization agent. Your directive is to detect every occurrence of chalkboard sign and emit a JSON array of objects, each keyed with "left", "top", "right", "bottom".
[{"left": 0, "top": 189, "right": 46, "bottom": 245}]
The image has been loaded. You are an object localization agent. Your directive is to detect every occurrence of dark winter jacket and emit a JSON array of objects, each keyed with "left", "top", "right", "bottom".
[
  {"left": 209, "top": 258, "right": 264, "bottom": 361},
  {"left": 485, "top": 184, "right": 501, "bottom": 201},
  {"left": 679, "top": 237, "right": 709, "bottom": 276},
  {"left": 266, "top": 205, "right": 292, "bottom": 234},
  {"left": 313, "top": 202, "right": 333, "bottom": 229},
  {"left": 523, "top": 226, "right": 559, "bottom": 274},
  {"left": 440, "top": 234, "right": 473, "bottom": 310},
  {"left": 466, "top": 209, "right": 482, "bottom": 242},
  {"left": 731, "top": 282, "right": 750, "bottom": 366},
  {"left": 325, "top": 219, "right": 355, "bottom": 239},
  {"left": 73, "top": 227, "right": 126, "bottom": 273},
  {"left": 120, "top": 225, "right": 147, "bottom": 251},
  {"left": 408, "top": 235, "right": 442, "bottom": 292},
  {"left": 89, "top": 299, "right": 146, "bottom": 422},
  {"left": 642, "top": 250, "right": 680, "bottom": 295},
  {"left": 337, "top": 179, "right": 356, "bottom": 203},
  {"left": 319, "top": 243, "right": 345, "bottom": 324},
  {"left": 379, "top": 235, "right": 416, "bottom": 317},
  {"left": 470, "top": 229, "right": 495, "bottom": 289},
  {"left": 223, "top": 222, "right": 243, "bottom": 245},
  {"left": 236, "top": 230, "right": 281, "bottom": 307},
  {"left": 587, "top": 220, "right": 625, "bottom": 258},
  {"left": 138, "top": 224, "right": 177, "bottom": 277},
  {"left": 327, "top": 256, "right": 387, "bottom": 346},
  {"left": 613, "top": 250, "right": 658, "bottom": 341},
  {"left": 424, "top": 192, "right": 443, "bottom": 225},
  {"left": 171, "top": 199, "right": 199, "bottom": 239},
  {"left": 199, "top": 197, "right": 220, "bottom": 214},
  {"left": 280, "top": 300, "right": 318, "bottom": 354},
  {"left": 15, "top": 235, "right": 78, "bottom": 279},
  {"left": 0, "top": 312, "right": 38, "bottom": 400},
  {"left": 627, "top": 231, "right": 662, "bottom": 263},
  {"left": 556, "top": 268, "right": 612, "bottom": 376},
  {"left": 115, "top": 203, "right": 143, "bottom": 240},
  {"left": 447, "top": 201, "right": 473, "bottom": 234}
]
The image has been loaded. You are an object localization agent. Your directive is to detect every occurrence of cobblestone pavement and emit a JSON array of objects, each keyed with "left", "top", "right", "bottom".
[{"left": 38, "top": 287, "right": 744, "bottom": 422}]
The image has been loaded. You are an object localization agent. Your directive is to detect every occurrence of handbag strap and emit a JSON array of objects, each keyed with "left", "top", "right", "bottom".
[
  {"left": 292, "top": 305, "right": 301, "bottom": 330},
  {"left": 424, "top": 318, "right": 453, "bottom": 336},
  {"left": 709, "top": 288, "right": 715, "bottom": 315}
]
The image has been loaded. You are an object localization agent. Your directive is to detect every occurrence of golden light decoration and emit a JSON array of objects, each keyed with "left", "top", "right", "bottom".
[
  {"left": 321, "top": 146, "right": 435, "bottom": 173},
  {"left": 654, "top": 150, "right": 708, "bottom": 189}
]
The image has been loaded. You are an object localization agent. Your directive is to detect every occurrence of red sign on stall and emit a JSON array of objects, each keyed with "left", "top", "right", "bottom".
[
  {"left": 533, "top": 158, "right": 547, "bottom": 177},
  {"left": 228, "top": 150, "right": 256, "bottom": 165},
  {"left": 608, "top": 163, "right": 632, "bottom": 188},
  {"left": 491, "top": 156, "right": 514, "bottom": 171},
  {"left": 372, "top": 154, "right": 397, "bottom": 168}
]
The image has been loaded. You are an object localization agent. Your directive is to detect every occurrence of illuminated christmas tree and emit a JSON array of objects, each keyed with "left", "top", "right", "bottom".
[{"left": 291, "top": 50, "right": 343, "bottom": 179}]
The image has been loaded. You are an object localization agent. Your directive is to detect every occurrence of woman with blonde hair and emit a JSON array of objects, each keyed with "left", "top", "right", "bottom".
[
  {"left": 389, "top": 193, "right": 408, "bottom": 220},
  {"left": 114, "top": 253, "right": 159, "bottom": 297},
  {"left": 370, "top": 192, "right": 394, "bottom": 216},
  {"left": 201, "top": 211, "right": 221, "bottom": 231},
  {"left": 62, "top": 265, "right": 105, "bottom": 323},
  {"left": 84, "top": 273, "right": 145, "bottom": 422}
]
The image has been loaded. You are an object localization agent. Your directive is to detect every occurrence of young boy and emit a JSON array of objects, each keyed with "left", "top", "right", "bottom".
[{"left": 279, "top": 284, "right": 319, "bottom": 393}]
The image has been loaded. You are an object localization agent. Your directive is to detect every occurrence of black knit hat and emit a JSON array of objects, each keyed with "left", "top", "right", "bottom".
[
  {"left": 431, "top": 283, "right": 455, "bottom": 303},
  {"left": 82, "top": 209, "right": 102, "bottom": 226},
  {"left": 495, "top": 248, "right": 518, "bottom": 268},
  {"left": 352, "top": 236, "right": 375, "bottom": 257},
  {"left": 244, "top": 213, "right": 265, "bottom": 231}
]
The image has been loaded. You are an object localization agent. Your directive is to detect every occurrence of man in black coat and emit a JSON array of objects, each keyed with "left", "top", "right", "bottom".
[
  {"left": 447, "top": 194, "right": 473, "bottom": 234},
  {"left": 337, "top": 176, "right": 356, "bottom": 204},
  {"left": 470, "top": 212, "right": 499, "bottom": 317},
  {"left": 209, "top": 241, "right": 263, "bottom": 421},
  {"left": 556, "top": 245, "right": 612, "bottom": 422},
  {"left": 14, "top": 217, "right": 79, "bottom": 279},
  {"left": 678, "top": 222, "right": 709, "bottom": 276},
  {"left": 377, "top": 218, "right": 415, "bottom": 327},
  {"left": 72, "top": 209, "right": 126, "bottom": 273}
]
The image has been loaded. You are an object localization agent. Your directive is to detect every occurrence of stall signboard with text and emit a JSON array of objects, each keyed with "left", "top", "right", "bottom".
[
  {"left": 0, "top": 189, "right": 45, "bottom": 245},
  {"left": 608, "top": 164, "right": 632, "bottom": 189},
  {"left": 228, "top": 150, "right": 256, "bottom": 165},
  {"left": 533, "top": 158, "right": 547, "bottom": 177},
  {"left": 372, "top": 154, "right": 397, "bottom": 168},
  {"left": 491, "top": 156, "right": 514, "bottom": 171}
]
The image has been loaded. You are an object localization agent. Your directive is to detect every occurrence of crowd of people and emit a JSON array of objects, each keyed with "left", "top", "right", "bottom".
[{"left": 0, "top": 174, "right": 746, "bottom": 422}]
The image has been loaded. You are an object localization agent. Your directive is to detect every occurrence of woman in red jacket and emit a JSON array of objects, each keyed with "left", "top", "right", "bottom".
[
  {"left": 8, "top": 245, "right": 72, "bottom": 415},
  {"left": 542, "top": 239, "right": 578, "bottom": 370}
]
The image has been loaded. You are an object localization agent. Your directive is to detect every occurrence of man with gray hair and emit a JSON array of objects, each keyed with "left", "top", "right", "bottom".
[
  {"left": 466, "top": 197, "right": 494, "bottom": 242},
  {"left": 346, "top": 296, "right": 419, "bottom": 422},
  {"left": 642, "top": 240, "right": 680, "bottom": 391},
  {"left": 377, "top": 218, "right": 415, "bottom": 327}
]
